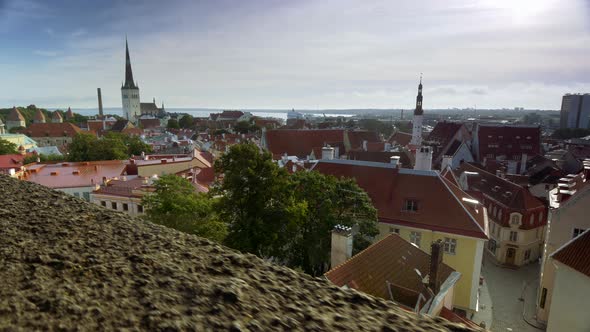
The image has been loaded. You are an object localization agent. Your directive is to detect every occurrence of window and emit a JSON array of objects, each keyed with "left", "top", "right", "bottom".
[
  {"left": 123, "top": 203, "right": 129, "bottom": 211},
  {"left": 488, "top": 239, "right": 497, "bottom": 254},
  {"left": 530, "top": 214, "right": 535, "bottom": 225},
  {"left": 510, "top": 231, "right": 518, "bottom": 242},
  {"left": 111, "top": 202, "right": 117, "bottom": 210},
  {"left": 539, "top": 211, "right": 543, "bottom": 223},
  {"left": 524, "top": 249, "right": 531, "bottom": 261},
  {"left": 74, "top": 192, "right": 80, "bottom": 198},
  {"left": 540, "top": 288, "right": 548, "bottom": 308},
  {"left": 83, "top": 192, "right": 90, "bottom": 201},
  {"left": 404, "top": 199, "right": 419, "bottom": 212},
  {"left": 492, "top": 206, "right": 497, "bottom": 219},
  {"left": 410, "top": 232, "right": 421, "bottom": 247},
  {"left": 137, "top": 205, "right": 143, "bottom": 213},
  {"left": 511, "top": 214, "right": 521, "bottom": 226},
  {"left": 101, "top": 201, "right": 106, "bottom": 207},
  {"left": 443, "top": 237, "right": 457, "bottom": 254},
  {"left": 389, "top": 227, "right": 400, "bottom": 234},
  {"left": 573, "top": 228, "right": 586, "bottom": 238},
  {"left": 498, "top": 209, "right": 502, "bottom": 221}
]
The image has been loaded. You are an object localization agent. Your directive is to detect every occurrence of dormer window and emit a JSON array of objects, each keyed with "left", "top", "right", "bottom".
[
  {"left": 510, "top": 213, "right": 522, "bottom": 226},
  {"left": 403, "top": 199, "right": 419, "bottom": 212}
]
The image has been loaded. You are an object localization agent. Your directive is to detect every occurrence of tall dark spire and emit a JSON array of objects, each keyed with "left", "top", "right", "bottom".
[
  {"left": 123, "top": 38, "right": 137, "bottom": 89},
  {"left": 414, "top": 74, "right": 423, "bottom": 116}
]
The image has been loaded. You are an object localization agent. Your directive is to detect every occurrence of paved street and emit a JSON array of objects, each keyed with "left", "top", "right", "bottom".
[{"left": 481, "top": 254, "right": 546, "bottom": 332}]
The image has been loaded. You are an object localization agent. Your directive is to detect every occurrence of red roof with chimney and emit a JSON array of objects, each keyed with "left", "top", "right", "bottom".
[
  {"left": 265, "top": 129, "right": 345, "bottom": 159},
  {"left": 325, "top": 234, "right": 455, "bottom": 308},
  {"left": 0, "top": 154, "right": 26, "bottom": 171},
  {"left": 387, "top": 131, "right": 412, "bottom": 147},
  {"left": 552, "top": 229, "right": 590, "bottom": 278},
  {"left": 313, "top": 160, "right": 488, "bottom": 239},
  {"left": 23, "top": 160, "right": 127, "bottom": 189},
  {"left": 7, "top": 107, "right": 25, "bottom": 122},
  {"left": 476, "top": 124, "right": 541, "bottom": 161},
  {"left": 427, "top": 122, "right": 471, "bottom": 164},
  {"left": 21, "top": 122, "right": 83, "bottom": 138},
  {"left": 455, "top": 163, "right": 546, "bottom": 230},
  {"left": 346, "top": 131, "right": 381, "bottom": 150}
]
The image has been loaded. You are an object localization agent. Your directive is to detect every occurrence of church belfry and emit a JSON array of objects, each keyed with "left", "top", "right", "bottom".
[
  {"left": 121, "top": 38, "right": 141, "bottom": 122},
  {"left": 410, "top": 75, "right": 424, "bottom": 146}
]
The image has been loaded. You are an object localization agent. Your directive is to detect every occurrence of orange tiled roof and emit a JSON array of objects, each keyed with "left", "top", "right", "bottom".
[
  {"left": 552, "top": 229, "right": 590, "bottom": 278},
  {"left": 7, "top": 107, "right": 25, "bottom": 122},
  {"left": 312, "top": 160, "right": 488, "bottom": 239},
  {"left": 33, "top": 109, "right": 46, "bottom": 122},
  {"left": 23, "top": 160, "right": 126, "bottom": 189},
  {"left": 387, "top": 131, "right": 412, "bottom": 147},
  {"left": 325, "top": 234, "right": 455, "bottom": 307},
  {"left": 0, "top": 154, "right": 26, "bottom": 170},
  {"left": 265, "top": 129, "right": 345, "bottom": 159},
  {"left": 21, "top": 122, "right": 83, "bottom": 138}
]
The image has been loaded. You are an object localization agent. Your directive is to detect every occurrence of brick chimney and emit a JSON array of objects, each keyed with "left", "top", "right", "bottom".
[
  {"left": 414, "top": 146, "right": 433, "bottom": 171},
  {"left": 390, "top": 155, "right": 400, "bottom": 168},
  {"left": 441, "top": 155, "right": 453, "bottom": 171},
  {"left": 428, "top": 239, "right": 443, "bottom": 294},
  {"left": 330, "top": 225, "right": 353, "bottom": 268}
]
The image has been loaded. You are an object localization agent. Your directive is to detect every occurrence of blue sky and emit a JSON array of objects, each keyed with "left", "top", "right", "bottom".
[{"left": 0, "top": 0, "right": 589, "bottom": 110}]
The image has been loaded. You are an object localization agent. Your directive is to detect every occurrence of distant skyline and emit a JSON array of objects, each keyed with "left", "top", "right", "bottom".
[{"left": 1, "top": 0, "right": 589, "bottom": 110}]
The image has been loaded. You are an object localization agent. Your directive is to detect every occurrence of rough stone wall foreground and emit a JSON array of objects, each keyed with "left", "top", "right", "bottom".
[{"left": 0, "top": 176, "right": 479, "bottom": 331}]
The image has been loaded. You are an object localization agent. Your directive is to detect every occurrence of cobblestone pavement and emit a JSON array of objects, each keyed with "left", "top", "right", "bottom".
[{"left": 482, "top": 254, "right": 546, "bottom": 332}]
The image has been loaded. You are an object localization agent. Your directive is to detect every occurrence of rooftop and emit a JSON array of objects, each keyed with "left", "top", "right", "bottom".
[
  {"left": 22, "top": 160, "right": 127, "bottom": 188},
  {"left": 21, "top": 122, "right": 83, "bottom": 138},
  {"left": 0, "top": 175, "right": 479, "bottom": 331},
  {"left": 552, "top": 228, "right": 590, "bottom": 278}
]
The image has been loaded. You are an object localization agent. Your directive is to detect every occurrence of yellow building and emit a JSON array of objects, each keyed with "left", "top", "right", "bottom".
[{"left": 313, "top": 159, "right": 488, "bottom": 314}]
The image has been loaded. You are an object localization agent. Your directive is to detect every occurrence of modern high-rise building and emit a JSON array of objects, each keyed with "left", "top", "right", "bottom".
[
  {"left": 560, "top": 93, "right": 590, "bottom": 129},
  {"left": 121, "top": 39, "right": 141, "bottom": 123}
]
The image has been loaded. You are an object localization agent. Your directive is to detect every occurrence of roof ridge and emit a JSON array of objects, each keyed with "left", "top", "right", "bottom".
[
  {"left": 438, "top": 174, "right": 488, "bottom": 238},
  {"left": 550, "top": 228, "right": 590, "bottom": 260}
]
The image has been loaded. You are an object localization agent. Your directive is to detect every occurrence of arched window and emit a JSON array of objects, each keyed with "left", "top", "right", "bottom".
[
  {"left": 530, "top": 214, "right": 535, "bottom": 225},
  {"left": 539, "top": 211, "right": 543, "bottom": 223},
  {"left": 511, "top": 214, "right": 521, "bottom": 226},
  {"left": 492, "top": 206, "right": 497, "bottom": 218}
]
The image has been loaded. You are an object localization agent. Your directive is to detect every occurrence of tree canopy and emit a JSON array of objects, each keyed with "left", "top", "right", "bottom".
[
  {"left": 178, "top": 114, "right": 194, "bottom": 129},
  {"left": 213, "top": 142, "right": 379, "bottom": 275},
  {"left": 0, "top": 138, "right": 18, "bottom": 155},
  {"left": 142, "top": 175, "right": 227, "bottom": 242},
  {"left": 167, "top": 119, "right": 180, "bottom": 129},
  {"left": 68, "top": 132, "right": 150, "bottom": 162},
  {"left": 233, "top": 120, "right": 260, "bottom": 134}
]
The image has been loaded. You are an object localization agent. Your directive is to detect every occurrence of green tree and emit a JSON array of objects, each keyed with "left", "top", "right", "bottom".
[
  {"left": 289, "top": 171, "right": 379, "bottom": 275},
  {"left": 23, "top": 153, "right": 65, "bottom": 164},
  {"left": 68, "top": 133, "right": 96, "bottom": 161},
  {"left": 167, "top": 118, "right": 180, "bottom": 129},
  {"left": 214, "top": 143, "right": 305, "bottom": 258},
  {"left": 143, "top": 175, "right": 227, "bottom": 242},
  {"left": 234, "top": 120, "right": 260, "bottom": 134},
  {"left": 178, "top": 114, "right": 194, "bottom": 129},
  {"left": 0, "top": 138, "right": 18, "bottom": 155},
  {"left": 104, "top": 132, "right": 153, "bottom": 156}
]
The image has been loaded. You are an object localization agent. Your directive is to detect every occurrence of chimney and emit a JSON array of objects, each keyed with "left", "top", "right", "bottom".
[
  {"left": 520, "top": 153, "right": 528, "bottom": 174},
  {"left": 331, "top": 225, "right": 353, "bottom": 268},
  {"left": 496, "top": 169, "right": 505, "bottom": 179},
  {"left": 441, "top": 155, "right": 453, "bottom": 171},
  {"left": 390, "top": 155, "right": 401, "bottom": 168},
  {"left": 97, "top": 88, "right": 103, "bottom": 118},
  {"left": 428, "top": 239, "right": 444, "bottom": 294},
  {"left": 414, "top": 146, "right": 433, "bottom": 171},
  {"left": 362, "top": 140, "right": 368, "bottom": 151},
  {"left": 384, "top": 142, "right": 392, "bottom": 152},
  {"left": 322, "top": 146, "right": 335, "bottom": 160}
]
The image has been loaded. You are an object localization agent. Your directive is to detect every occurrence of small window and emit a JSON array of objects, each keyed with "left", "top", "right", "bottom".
[
  {"left": 573, "top": 228, "right": 586, "bottom": 238},
  {"left": 511, "top": 214, "right": 521, "bottom": 226},
  {"left": 539, "top": 211, "right": 543, "bottom": 223},
  {"left": 111, "top": 202, "right": 117, "bottom": 210},
  {"left": 83, "top": 192, "right": 90, "bottom": 201},
  {"left": 137, "top": 205, "right": 144, "bottom": 213},
  {"left": 524, "top": 249, "right": 531, "bottom": 261},
  {"left": 404, "top": 199, "right": 419, "bottom": 212},
  {"left": 123, "top": 203, "right": 129, "bottom": 211},
  {"left": 389, "top": 227, "right": 400, "bottom": 234},
  {"left": 74, "top": 192, "right": 80, "bottom": 198},
  {"left": 101, "top": 201, "right": 106, "bottom": 207},
  {"left": 410, "top": 231, "right": 421, "bottom": 247},
  {"left": 540, "top": 288, "right": 548, "bottom": 308},
  {"left": 443, "top": 237, "right": 457, "bottom": 255},
  {"left": 510, "top": 231, "right": 518, "bottom": 242},
  {"left": 530, "top": 214, "right": 535, "bottom": 225}
]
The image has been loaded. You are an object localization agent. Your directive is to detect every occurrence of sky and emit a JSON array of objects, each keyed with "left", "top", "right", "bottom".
[{"left": 0, "top": 0, "right": 589, "bottom": 110}]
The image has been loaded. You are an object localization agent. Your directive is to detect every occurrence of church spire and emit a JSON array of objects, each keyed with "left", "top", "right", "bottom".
[
  {"left": 123, "top": 38, "right": 136, "bottom": 89},
  {"left": 414, "top": 74, "right": 423, "bottom": 116}
]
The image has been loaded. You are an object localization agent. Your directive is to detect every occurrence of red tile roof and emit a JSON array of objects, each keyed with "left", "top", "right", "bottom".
[
  {"left": 265, "top": 129, "right": 345, "bottom": 159},
  {"left": 52, "top": 111, "right": 63, "bottom": 121},
  {"left": 427, "top": 122, "right": 470, "bottom": 164},
  {"left": 552, "top": 229, "right": 590, "bottom": 278},
  {"left": 325, "top": 234, "right": 455, "bottom": 308},
  {"left": 387, "top": 131, "right": 412, "bottom": 147},
  {"left": 218, "top": 110, "right": 244, "bottom": 119},
  {"left": 33, "top": 109, "right": 46, "bottom": 122},
  {"left": 313, "top": 160, "right": 488, "bottom": 239},
  {"left": 476, "top": 124, "right": 541, "bottom": 161},
  {"left": 7, "top": 107, "right": 25, "bottom": 122},
  {"left": 87, "top": 120, "right": 117, "bottom": 133},
  {"left": 346, "top": 131, "right": 381, "bottom": 150},
  {"left": 93, "top": 176, "right": 147, "bottom": 198},
  {"left": 139, "top": 118, "right": 161, "bottom": 129},
  {"left": 21, "top": 122, "right": 83, "bottom": 138},
  {"left": 23, "top": 160, "right": 127, "bottom": 189},
  {"left": 347, "top": 150, "right": 414, "bottom": 168},
  {"left": 0, "top": 154, "right": 26, "bottom": 171}
]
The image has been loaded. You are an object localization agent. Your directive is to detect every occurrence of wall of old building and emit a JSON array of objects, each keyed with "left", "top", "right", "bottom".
[{"left": 546, "top": 263, "right": 590, "bottom": 332}]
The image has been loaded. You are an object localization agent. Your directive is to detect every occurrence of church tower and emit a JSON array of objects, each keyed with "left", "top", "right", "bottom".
[
  {"left": 121, "top": 38, "right": 141, "bottom": 123},
  {"left": 410, "top": 75, "right": 424, "bottom": 146}
]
